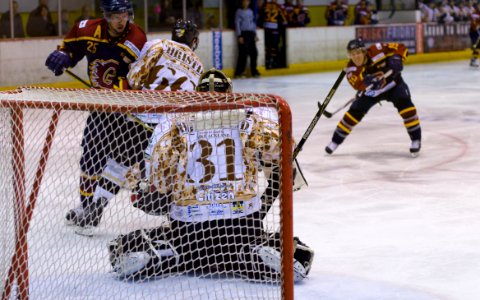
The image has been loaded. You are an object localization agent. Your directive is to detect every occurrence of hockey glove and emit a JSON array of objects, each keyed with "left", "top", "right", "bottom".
[
  {"left": 364, "top": 80, "right": 397, "bottom": 98},
  {"left": 363, "top": 74, "right": 383, "bottom": 90},
  {"left": 45, "top": 50, "right": 72, "bottom": 76}
]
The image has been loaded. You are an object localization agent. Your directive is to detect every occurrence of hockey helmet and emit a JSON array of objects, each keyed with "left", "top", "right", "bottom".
[
  {"left": 196, "top": 69, "right": 233, "bottom": 93},
  {"left": 101, "top": 0, "right": 134, "bottom": 18},
  {"left": 346, "top": 38, "right": 366, "bottom": 51},
  {"left": 172, "top": 19, "right": 199, "bottom": 51}
]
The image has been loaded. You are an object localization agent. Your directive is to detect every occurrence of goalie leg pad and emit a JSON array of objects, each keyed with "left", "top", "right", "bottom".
[
  {"left": 238, "top": 233, "right": 314, "bottom": 283},
  {"left": 255, "top": 245, "right": 308, "bottom": 282},
  {"left": 108, "top": 228, "right": 181, "bottom": 279}
]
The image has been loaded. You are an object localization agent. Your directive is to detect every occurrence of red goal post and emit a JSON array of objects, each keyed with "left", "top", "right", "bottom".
[{"left": 0, "top": 87, "right": 294, "bottom": 300}]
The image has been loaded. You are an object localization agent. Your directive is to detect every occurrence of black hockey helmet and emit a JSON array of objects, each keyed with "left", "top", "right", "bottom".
[
  {"left": 346, "top": 38, "right": 366, "bottom": 51},
  {"left": 101, "top": 0, "right": 134, "bottom": 18},
  {"left": 172, "top": 19, "right": 199, "bottom": 51},
  {"left": 196, "top": 69, "right": 233, "bottom": 93}
]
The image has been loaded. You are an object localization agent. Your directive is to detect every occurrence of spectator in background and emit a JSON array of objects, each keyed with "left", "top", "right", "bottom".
[
  {"left": 457, "top": 1, "right": 470, "bottom": 21},
  {"left": 447, "top": 0, "right": 461, "bottom": 21},
  {"left": 27, "top": 4, "right": 56, "bottom": 37},
  {"left": 259, "top": 0, "right": 288, "bottom": 68},
  {"left": 284, "top": 0, "right": 296, "bottom": 27},
  {"left": 75, "top": 4, "right": 95, "bottom": 23},
  {"left": 419, "top": 0, "right": 436, "bottom": 22},
  {"left": 234, "top": 0, "right": 260, "bottom": 78},
  {"left": 159, "top": 0, "right": 177, "bottom": 29},
  {"left": 325, "top": 0, "right": 349, "bottom": 26},
  {"left": 354, "top": 0, "right": 375, "bottom": 25},
  {"left": 56, "top": 9, "right": 71, "bottom": 35},
  {"left": 285, "top": 0, "right": 311, "bottom": 27},
  {"left": 187, "top": 1, "right": 204, "bottom": 29},
  {"left": 464, "top": 0, "right": 476, "bottom": 17},
  {"left": 293, "top": 0, "right": 311, "bottom": 27},
  {"left": 0, "top": 0, "right": 25, "bottom": 38},
  {"left": 435, "top": 1, "right": 455, "bottom": 23}
]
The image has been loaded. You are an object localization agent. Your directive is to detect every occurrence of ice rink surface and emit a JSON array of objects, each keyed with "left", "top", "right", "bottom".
[{"left": 234, "top": 60, "right": 480, "bottom": 300}]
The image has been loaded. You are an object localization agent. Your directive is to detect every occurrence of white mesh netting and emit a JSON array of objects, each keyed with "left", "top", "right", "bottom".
[{"left": 0, "top": 87, "right": 293, "bottom": 300}]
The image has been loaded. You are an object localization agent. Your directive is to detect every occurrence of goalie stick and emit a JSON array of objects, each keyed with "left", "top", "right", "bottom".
[
  {"left": 259, "top": 70, "right": 346, "bottom": 220},
  {"left": 322, "top": 69, "right": 393, "bottom": 118},
  {"left": 65, "top": 69, "right": 154, "bottom": 133}
]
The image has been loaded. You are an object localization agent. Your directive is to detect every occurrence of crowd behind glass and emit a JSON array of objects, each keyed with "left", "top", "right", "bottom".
[{"left": 0, "top": 0, "right": 477, "bottom": 39}]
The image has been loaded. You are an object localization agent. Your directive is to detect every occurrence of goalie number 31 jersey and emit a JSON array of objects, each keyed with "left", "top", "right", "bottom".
[{"left": 145, "top": 109, "right": 280, "bottom": 223}]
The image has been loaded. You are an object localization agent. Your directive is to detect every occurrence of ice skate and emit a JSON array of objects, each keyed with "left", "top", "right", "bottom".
[
  {"left": 72, "top": 198, "right": 108, "bottom": 236},
  {"left": 410, "top": 140, "right": 421, "bottom": 157},
  {"left": 65, "top": 204, "right": 85, "bottom": 226},
  {"left": 325, "top": 141, "right": 339, "bottom": 154},
  {"left": 470, "top": 58, "right": 479, "bottom": 68}
]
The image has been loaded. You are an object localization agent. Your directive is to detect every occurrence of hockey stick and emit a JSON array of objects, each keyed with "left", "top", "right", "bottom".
[
  {"left": 259, "top": 70, "right": 346, "bottom": 220},
  {"left": 322, "top": 69, "right": 393, "bottom": 118},
  {"left": 292, "top": 70, "right": 346, "bottom": 159},
  {"left": 65, "top": 69, "right": 91, "bottom": 87},
  {"left": 65, "top": 69, "right": 154, "bottom": 133},
  {"left": 322, "top": 97, "right": 355, "bottom": 118}
]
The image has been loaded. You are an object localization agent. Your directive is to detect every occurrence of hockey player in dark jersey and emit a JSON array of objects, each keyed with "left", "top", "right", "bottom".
[
  {"left": 468, "top": 3, "right": 480, "bottom": 68},
  {"left": 45, "top": 0, "right": 147, "bottom": 233},
  {"left": 324, "top": 39, "right": 422, "bottom": 157},
  {"left": 107, "top": 69, "right": 314, "bottom": 283}
]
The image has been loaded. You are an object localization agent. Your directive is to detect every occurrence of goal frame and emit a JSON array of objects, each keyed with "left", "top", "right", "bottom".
[{"left": 0, "top": 87, "right": 294, "bottom": 300}]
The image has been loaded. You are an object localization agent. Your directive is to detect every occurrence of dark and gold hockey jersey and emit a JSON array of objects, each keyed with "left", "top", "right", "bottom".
[
  {"left": 345, "top": 42, "right": 408, "bottom": 91},
  {"left": 60, "top": 18, "right": 146, "bottom": 88}
]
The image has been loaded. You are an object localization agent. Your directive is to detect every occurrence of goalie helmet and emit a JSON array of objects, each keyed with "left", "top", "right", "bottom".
[
  {"left": 172, "top": 19, "right": 199, "bottom": 51},
  {"left": 101, "top": 0, "right": 134, "bottom": 18},
  {"left": 196, "top": 68, "right": 233, "bottom": 93},
  {"left": 346, "top": 38, "right": 366, "bottom": 51}
]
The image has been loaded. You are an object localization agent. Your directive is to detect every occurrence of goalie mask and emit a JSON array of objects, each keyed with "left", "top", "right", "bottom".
[
  {"left": 172, "top": 19, "right": 199, "bottom": 51},
  {"left": 101, "top": 0, "right": 134, "bottom": 20},
  {"left": 196, "top": 69, "right": 233, "bottom": 93}
]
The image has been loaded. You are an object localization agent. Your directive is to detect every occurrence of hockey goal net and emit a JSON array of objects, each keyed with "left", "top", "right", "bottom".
[{"left": 0, "top": 87, "right": 294, "bottom": 300}]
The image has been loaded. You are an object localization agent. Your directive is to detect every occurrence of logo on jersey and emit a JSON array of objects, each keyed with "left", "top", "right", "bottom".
[
  {"left": 89, "top": 59, "right": 120, "bottom": 88},
  {"left": 79, "top": 20, "right": 88, "bottom": 28}
]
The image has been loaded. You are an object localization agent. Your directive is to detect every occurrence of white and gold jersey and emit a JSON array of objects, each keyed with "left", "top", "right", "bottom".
[
  {"left": 128, "top": 39, "right": 204, "bottom": 91},
  {"left": 145, "top": 109, "right": 280, "bottom": 223},
  {"left": 127, "top": 39, "right": 204, "bottom": 124}
]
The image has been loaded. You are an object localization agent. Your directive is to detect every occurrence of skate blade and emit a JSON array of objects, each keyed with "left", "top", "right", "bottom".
[
  {"left": 74, "top": 226, "right": 95, "bottom": 237},
  {"left": 410, "top": 152, "right": 420, "bottom": 158},
  {"left": 65, "top": 218, "right": 77, "bottom": 226}
]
